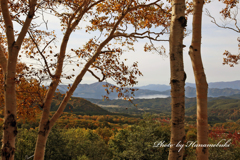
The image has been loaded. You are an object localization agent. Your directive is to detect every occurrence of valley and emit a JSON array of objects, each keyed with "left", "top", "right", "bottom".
[{"left": 53, "top": 80, "right": 240, "bottom": 124}]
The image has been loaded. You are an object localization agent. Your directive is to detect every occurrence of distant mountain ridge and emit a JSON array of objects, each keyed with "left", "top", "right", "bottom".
[
  {"left": 138, "top": 80, "right": 240, "bottom": 91},
  {"left": 185, "top": 86, "right": 240, "bottom": 97},
  {"left": 57, "top": 82, "right": 165, "bottom": 99},
  {"left": 57, "top": 80, "right": 240, "bottom": 99}
]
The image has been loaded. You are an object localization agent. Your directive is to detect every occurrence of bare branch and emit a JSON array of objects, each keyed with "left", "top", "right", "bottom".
[
  {"left": 41, "top": 9, "right": 48, "bottom": 30},
  {"left": 113, "top": 30, "right": 169, "bottom": 41},
  {"left": 87, "top": 69, "right": 105, "bottom": 82},
  {"left": 27, "top": 31, "right": 55, "bottom": 78},
  {"left": 206, "top": 8, "right": 240, "bottom": 33}
]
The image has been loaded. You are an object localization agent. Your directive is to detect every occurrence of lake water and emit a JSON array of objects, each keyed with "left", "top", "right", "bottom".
[{"left": 135, "top": 94, "right": 170, "bottom": 99}]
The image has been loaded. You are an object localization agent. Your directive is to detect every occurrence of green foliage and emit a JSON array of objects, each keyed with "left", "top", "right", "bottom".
[
  {"left": 13, "top": 126, "right": 112, "bottom": 160},
  {"left": 15, "top": 126, "right": 69, "bottom": 160},
  {"left": 2, "top": 110, "right": 240, "bottom": 159},
  {"left": 109, "top": 117, "right": 170, "bottom": 160},
  {"left": 15, "top": 128, "right": 37, "bottom": 160},
  {"left": 186, "top": 97, "right": 240, "bottom": 122},
  {"left": 63, "top": 128, "right": 112, "bottom": 160},
  {"left": 44, "top": 126, "right": 70, "bottom": 160},
  {"left": 208, "top": 138, "right": 240, "bottom": 160},
  {"left": 77, "top": 155, "right": 90, "bottom": 160}
]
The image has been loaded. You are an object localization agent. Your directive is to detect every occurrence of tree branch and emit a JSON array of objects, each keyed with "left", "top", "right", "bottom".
[
  {"left": 87, "top": 69, "right": 105, "bottom": 82},
  {"left": 49, "top": 1, "right": 130, "bottom": 127},
  {"left": 27, "top": 31, "right": 55, "bottom": 78},
  {"left": 1, "top": 0, "right": 15, "bottom": 48},
  {"left": 206, "top": 8, "right": 240, "bottom": 33},
  {"left": 15, "top": 0, "right": 37, "bottom": 50},
  {"left": 113, "top": 30, "right": 169, "bottom": 41},
  {"left": 128, "top": 0, "right": 162, "bottom": 11},
  {"left": 48, "top": 0, "right": 164, "bottom": 130}
]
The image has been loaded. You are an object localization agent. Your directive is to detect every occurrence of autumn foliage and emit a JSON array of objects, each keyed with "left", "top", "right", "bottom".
[{"left": 0, "top": 63, "right": 46, "bottom": 121}]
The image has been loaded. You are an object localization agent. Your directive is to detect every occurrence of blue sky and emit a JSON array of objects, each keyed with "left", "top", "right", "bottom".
[{"left": 22, "top": 1, "right": 240, "bottom": 87}]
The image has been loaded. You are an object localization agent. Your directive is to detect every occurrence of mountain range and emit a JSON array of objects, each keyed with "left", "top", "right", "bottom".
[
  {"left": 137, "top": 80, "right": 240, "bottom": 91},
  {"left": 58, "top": 82, "right": 162, "bottom": 99},
  {"left": 57, "top": 80, "right": 240, "bottom": 99}
]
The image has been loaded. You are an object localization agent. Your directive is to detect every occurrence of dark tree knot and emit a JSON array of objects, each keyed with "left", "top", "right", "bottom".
[
  {"left": 178, "top": 16, "right": 187, "bottom": 28},
  {"left": 171, "top": 79, "right": 179, "bottom": 84}
]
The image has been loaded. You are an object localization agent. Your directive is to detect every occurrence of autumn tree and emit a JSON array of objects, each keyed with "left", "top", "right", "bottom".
[
  {"left": 0, "top": 63, "right": 46, "bottom": 121},
  {"left": 168, "top": 0, "right": 186, "bottom": 159},
  {"left": 0, "top": 0, "right": 40, "bottom": 159},
  {"left": 0, "top": 0, "right": 171, "bottom": 159}
]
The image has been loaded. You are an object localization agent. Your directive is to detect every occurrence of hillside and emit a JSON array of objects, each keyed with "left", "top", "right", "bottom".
[
  {"left": 87, "top": 97, "right": 197, "bottom": 115},
  {"left": 185, "top": 95, "right": 240, "bottom": 121},
  {"left": 51, "top": 96, "right": 111, "bottom": 115},
  {"left": 88, "top": 94, "right": 240, "bottom": 122}
]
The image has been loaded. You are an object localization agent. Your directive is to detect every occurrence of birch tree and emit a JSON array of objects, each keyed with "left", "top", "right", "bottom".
[
  {"left": 0, "top": 0, "right": 38, "bottom": 159},
  {"left": 168, "top": 0, "right": 187, "bottom": 159},
  {"left": 0, "top": 1, "right": 170, "bottom": 159},
  {"left": 189, "top": 0, "right": 208, "bottom": 159}
]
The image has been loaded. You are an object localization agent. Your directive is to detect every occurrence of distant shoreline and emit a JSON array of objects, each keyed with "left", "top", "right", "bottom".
[{"left": 134, "top": 94, "right": 170, "bottom": 99}]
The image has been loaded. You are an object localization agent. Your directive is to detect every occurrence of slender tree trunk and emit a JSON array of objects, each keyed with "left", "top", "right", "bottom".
[
  {"left": 1, "top": 1, "right": 17, "bottom": 158},
  {"left": 1, "top": 0, "right": 36, "bottom": 159},
  {"left": 2, "top": 52, "right": 18, "bottom": 160},
  {"left": 33, "top": 29, "right": 73, "bottom": 160},
  {"left": 189, "top": 0, "right": 209, "bottom": 159},
  {"left": 168, "top": 0, "right": 186, "bottom": 159}
]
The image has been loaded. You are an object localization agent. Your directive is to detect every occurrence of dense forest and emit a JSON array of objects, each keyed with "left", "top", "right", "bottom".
[
  {"left": 0, "top": 113, "right": 239, "bottom": 160},
  {"left": 1, "top": 93, "right": 240, "bottom": 159}
]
